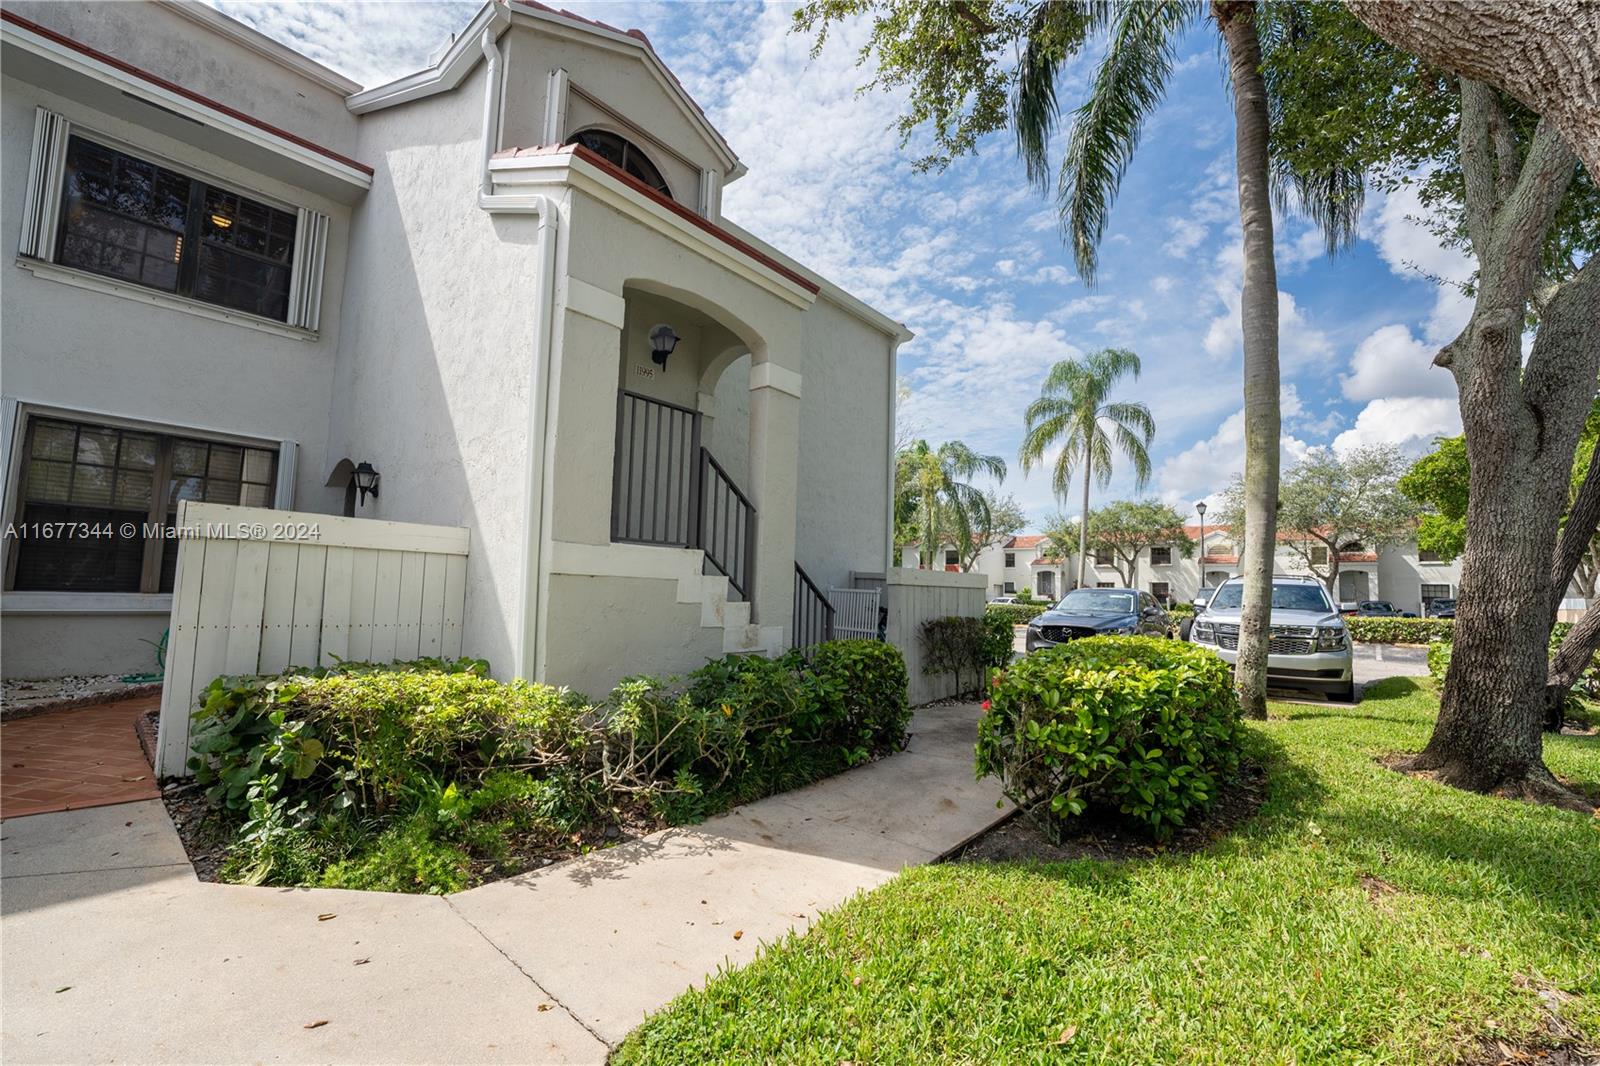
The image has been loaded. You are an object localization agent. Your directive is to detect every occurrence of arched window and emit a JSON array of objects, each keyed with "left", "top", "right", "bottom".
[{"left": 569, "top": 129, "right": 671, "bottom": 197}]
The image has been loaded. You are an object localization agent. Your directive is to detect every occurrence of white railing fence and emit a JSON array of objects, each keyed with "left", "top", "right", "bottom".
[{"left": 155, "top": 502, "right": 470, "bottom": 777}]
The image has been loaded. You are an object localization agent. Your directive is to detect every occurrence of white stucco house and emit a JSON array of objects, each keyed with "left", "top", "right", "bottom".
[{"left": 0, "top": 0, "right": 909, "bottom": 698}]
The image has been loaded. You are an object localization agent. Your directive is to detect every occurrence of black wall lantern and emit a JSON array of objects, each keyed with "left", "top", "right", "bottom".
[
  {"left": 353, "top": 461, "right": 381, "bottom": 507},
  {"left": 649, "top": 323, "right": 679, "bottom": 369}
]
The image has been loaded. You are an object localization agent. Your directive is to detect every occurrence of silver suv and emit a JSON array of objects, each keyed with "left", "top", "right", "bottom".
[{"left": 1190, "top": 574, "right": 1356, "bottom": 702}]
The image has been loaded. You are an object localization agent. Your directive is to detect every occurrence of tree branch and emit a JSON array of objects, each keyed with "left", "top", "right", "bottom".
[
  {"left": 1346, "top": 0, "right": 1600, "bottom": 181},
  {"left": 1478, "top": 118, "right": 1578, "bottom": 306},
  {"left": 1457, "top": 80, "right": 1499, "bottom": 259},
  {"left": 1553, "top": 438, "right": 1600, "bottom": 621}
]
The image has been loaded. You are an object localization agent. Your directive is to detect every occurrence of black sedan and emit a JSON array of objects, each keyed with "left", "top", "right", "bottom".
[{"left": 1025, "top": 588, "right": 1171, "bottom": 652}]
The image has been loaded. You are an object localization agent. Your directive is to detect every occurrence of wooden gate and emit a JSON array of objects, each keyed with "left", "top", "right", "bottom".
[{"left": 154, "top": 501, "right": 470, "bottom": 777}]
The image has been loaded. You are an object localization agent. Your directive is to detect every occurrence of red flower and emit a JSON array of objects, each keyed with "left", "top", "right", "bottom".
[{"left": 981, "top": 699, "right": 991, "bottom": 711}]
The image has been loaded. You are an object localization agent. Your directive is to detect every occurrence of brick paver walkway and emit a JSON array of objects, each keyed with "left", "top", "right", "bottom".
[{"left": 1, "top": 695, "right": 160, "bottom": 820}]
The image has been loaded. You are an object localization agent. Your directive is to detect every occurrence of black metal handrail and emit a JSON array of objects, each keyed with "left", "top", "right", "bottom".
[
  {"left": 612, "top": 389, "right": 702, "bottom": 549},
  {"left": 699, "top": 446, "right": 755, "bottom": 600},
  {"left": 793, "top": 562, "right": 835, "bottom": 650}
]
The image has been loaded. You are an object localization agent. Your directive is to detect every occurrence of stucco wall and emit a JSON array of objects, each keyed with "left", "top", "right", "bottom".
[
  {"left": 6, "top": 1, "right": 358, "bottom": 155},
  {"left": 500, "top": 24, "right": 719, "bottom": 211},
  {"left": 0, "top": 72, "right": 353, "bottom": 678},
  {"left": 540, "top": 573, "right": 727, "bottom": 699},
  {"left": 325, "top": 63, "right": 545, "bottom": 676},
  {"left": 1377, "top": 546, "right": 1462, "bottom": 615},
  {"left": 792, "top": 296, "right": 893, "bottom": 594}
]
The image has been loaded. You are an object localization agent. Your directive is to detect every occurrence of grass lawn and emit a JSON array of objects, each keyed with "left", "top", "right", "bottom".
[{"left": 615, "top": 678, "right": 1600, "bottom": 1065}]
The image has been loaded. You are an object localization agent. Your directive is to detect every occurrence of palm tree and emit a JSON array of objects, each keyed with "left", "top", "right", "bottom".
[
  {"left": 1018, "top": 350, "right": 1154, "bottom": 589},
  {"left": 899, "top": 440, "right": 1007, "bottom": 569},
  {"left": 1009, "top": 1, "right": 1360, "bottom": 718}
]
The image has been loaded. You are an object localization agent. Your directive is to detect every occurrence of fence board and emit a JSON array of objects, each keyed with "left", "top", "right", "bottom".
[
  {"left": 419, "top": 553, "right": 446, "bottom": 656},
  {"left": 288, "top": 545, "right": 327, "bottom": 668},
  {"left": 320, "top": 546, "right": 354, "bottom": 666},
  {"left": 369, "top": 550, "right": 403, "bottom": 663},
  {"left": 442, "top": 554, "right": 467, "bottom": 659},
  {"left": 223, "top": 540, "right": 270, "bottom": 675},
  {"left": 155, "top": 503, "right": 470, "bottom": 776},
  {"left": 258, "top": 542, "right": 299, "bottom": 673},
  {"left": 347, "top": 548, "right": 379, "bottom": 661}
]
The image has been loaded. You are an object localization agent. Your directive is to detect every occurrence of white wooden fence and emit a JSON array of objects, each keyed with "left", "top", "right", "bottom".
[
  {"left": 155, "top": 501, "right": 471, "bottom": 777},
  {"left": 851, "top": 568, "right": 987, "bottom": 705}
]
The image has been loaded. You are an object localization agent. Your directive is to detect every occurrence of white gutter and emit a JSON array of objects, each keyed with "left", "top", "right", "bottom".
[{"left": 477, "top": 28, "right": 561, "bottom": 680}]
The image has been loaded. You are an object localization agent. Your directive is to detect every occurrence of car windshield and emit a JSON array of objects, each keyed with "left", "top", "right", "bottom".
[
  {"left": 1206, "top": 582, "right": 1331, "bottom": 613},
  {"left": 1054, "top": 590, "right": 1136, "bottom": 614}
]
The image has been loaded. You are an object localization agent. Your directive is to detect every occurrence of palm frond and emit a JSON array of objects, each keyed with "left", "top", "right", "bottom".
[{"left": 1056, "top": 1, "right": 1198, "bottom": 284}]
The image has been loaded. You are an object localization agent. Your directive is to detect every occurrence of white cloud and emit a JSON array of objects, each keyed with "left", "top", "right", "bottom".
[
  {"left": 1364, "top": 183, "right": 1476, "bottom": 345},
  {"left": 1164, "top": 218, "right": 1207, "bottom": 258},
  {"left": 1156, "top": 386, "right": 1315, "bottom": 504},
  {"left": 1340, "top": 323, "right": 1457, "bottom": 402},
  {"left": 1332, "top": 396, "right": 1461, "bottom": 454},
  {"left": 1201, "top": 287, "right": 1334, "bottom": 371}
]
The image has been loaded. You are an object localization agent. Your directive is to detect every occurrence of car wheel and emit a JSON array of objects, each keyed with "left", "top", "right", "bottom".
[
  {"left": 1337, "top": 681, "right": 1358, "bottom": 704},
  {"left": 1178, "top": 617, "right": 1194, "bottom": 642}
]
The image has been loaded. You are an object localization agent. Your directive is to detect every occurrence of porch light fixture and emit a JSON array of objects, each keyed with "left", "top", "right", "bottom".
[
  {"left": 649, "top": 323, "right": 679, "bottom": 368},
  {"left": 209, "top": 213, "right": 233, "bottom": 229},
  {"left": 353, "top": 461, "right": 381, "bottom": 506}
]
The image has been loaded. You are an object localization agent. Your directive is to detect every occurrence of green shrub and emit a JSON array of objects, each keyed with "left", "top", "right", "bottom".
[
  {"left": 986, "top": 602, "right": 1049, "bottom": 624},
  {"left": 1167, "top": 602, "right": 1196, "bottom": 618},
  {"left": 807, "top": 639, "right": 911, "bottom": 751},
  {"left": 921, "top": 616, "right": 991, "bottom": 695},
  {"left": 1427, "top": 640, "right": 1452, "bottom": 685},
  {"left": 976, "top": 636, "right": 1243, "bottom": 840},
  {"left": 192, "top": 641, "right": 911, "bottom": 893},
  {"left": 1345, "top": 617, "right": 1454, "bottom": 644},
  {"left": 624, "top": 641, "right": 913, "bottom": 812}
]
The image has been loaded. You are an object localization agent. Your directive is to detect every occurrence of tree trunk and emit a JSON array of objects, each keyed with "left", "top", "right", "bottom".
[
  {"left": 1347, "top": 1, "right": 1600, "bottom": 181},
  {"left": 1077, "top": 463, "right": 1091, "bottom": 589},
  {"left": 1217, "top": 3, "right": 1279, "bottom": 721},
  {"left": 1408, "top": 88, "right": 1591, "bottom": 809}
]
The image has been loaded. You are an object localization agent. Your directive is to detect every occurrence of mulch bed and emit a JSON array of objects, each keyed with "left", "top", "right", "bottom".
[{"left": 947, "top": 760, "right": 1267, "bottom": 864}]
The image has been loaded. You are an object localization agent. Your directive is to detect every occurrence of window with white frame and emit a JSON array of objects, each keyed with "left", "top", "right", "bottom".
[
  {"left": 1310, "top": 545, "right": 1329, "bottom": 565},
  {"left": 1150, "top": 581, "right": 1171, "bottom": 604},
  {"left": 1003, "top": 581, "right": 1015, "bottom": 593},
  {"left": 1420, "top": 583, "right": 1452, "bottom": 603},
  {"left": 944, "top": 549, "right": 959, "bottom": 567},
  {"left": 1150, "top": 546, "right": 1172, "bottom": 565},
  {"left": 1094, "top": 548, "right": 1113, "bottom": 566},
  {"left": 1004, "top": 552, "right": 1015, "bottom": 568},
  {"left": 1418, "top": 549, "right": 1442, "bottom": 563},
  {"left": 5, "top": 414, "right": 278, "bottom": 594},
  {"left": 18, "top": 110, "right": 329, "bottom": 331}
]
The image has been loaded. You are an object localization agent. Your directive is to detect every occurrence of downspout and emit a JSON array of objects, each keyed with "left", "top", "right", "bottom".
[{"left": 477, "top": 27, "right": 561, "bottom": 680}]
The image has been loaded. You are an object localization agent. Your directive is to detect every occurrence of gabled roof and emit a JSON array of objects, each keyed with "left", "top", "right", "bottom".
[
  {"left": 1007, "top": 535, "right": 1049, "bottom": 549},
  {"left": 346, "top": 0, "right": 743, "bottom": 180}
]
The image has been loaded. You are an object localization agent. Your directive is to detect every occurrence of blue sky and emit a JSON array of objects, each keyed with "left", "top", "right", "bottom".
[{"left": 211, "top": 1, "right": 1470, "bottom": 528}]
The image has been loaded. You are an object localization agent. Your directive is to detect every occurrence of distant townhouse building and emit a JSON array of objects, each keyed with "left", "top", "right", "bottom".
[{"left": 907, "top": 524, "right": 1466, "bottom": 615}]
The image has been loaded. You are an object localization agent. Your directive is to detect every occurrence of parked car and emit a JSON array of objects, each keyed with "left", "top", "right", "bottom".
[
  {"left": 988, "top": 596, "right": 1019, "bottom": 605},
  {"left": 1192, "top": 587, "right": 1216, "bottom": 610},
  {"left": 1025, "top": 588, "right": 1170, "bottom": 652},
  {"left": 1349, "top": 600, "right": 1416, "bottom": 617},
  {"left": 1190, "top": 575, "right": 1356, "bottom": 702},
  {"left": 1426, "top": 598, "right": 1457, "bottom": 618}
]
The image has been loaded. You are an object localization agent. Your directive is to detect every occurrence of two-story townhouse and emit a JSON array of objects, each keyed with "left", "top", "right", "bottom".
[
  {"left": 899, "top": 534, "right": 1055, "bottom": 599},
  {"left": 1, "top": 0, "right": 911, "bottom": 702},
  {"left": 938, "top": 521, "right": 1465, "bottom": 615}
]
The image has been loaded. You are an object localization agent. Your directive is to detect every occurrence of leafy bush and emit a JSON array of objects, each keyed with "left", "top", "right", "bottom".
[
  {"left": 1345, "top": 616, "right": 1454, "bottom": 644},
  {"left": 1167, "top": 602, "right": 1196, "bottom": 618},
  {"left": 987, "top": 602, "right": 1049, "bottom": 624},
  {"left": 190, "top": 642, "right": 912, "bottom": 893},
  {"left": 1427, "top": 640, "right": 1452, "bottom": 685},
  {"left": 976, "top": 636, "right": 1243, "bottom": 840},
  {"left": 922, "top": 616, "right": 1002, "bottom": 696}
]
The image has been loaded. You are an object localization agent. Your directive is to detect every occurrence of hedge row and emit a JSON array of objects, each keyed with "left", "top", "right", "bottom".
[
  {"left": 188, "top": 640, "right": 911, "bottom": 893},
  {"left": 986, "top": 602, "right": 1050, "bottom": 624},
  {"left": 1347, "top": 616, "right": 1580, "bottom": 647}
]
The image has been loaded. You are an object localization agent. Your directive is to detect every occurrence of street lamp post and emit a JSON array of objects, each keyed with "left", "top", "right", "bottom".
[{"left": 1195, "top": 500, "right": 1208, "bottom": 591}]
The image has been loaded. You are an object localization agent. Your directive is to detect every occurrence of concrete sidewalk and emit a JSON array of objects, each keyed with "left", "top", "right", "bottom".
[{"left": 1, "top": 701, "right": 1007, "bottom": 1064}]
